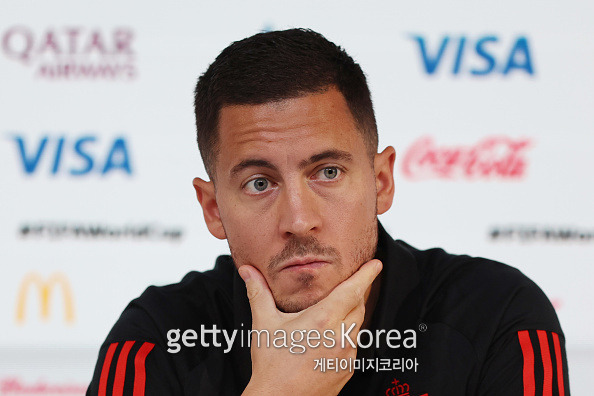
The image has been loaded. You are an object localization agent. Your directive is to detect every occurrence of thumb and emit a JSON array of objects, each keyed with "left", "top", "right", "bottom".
[{"left": 238, "top": 265, "right": 278, "bottom": 324}]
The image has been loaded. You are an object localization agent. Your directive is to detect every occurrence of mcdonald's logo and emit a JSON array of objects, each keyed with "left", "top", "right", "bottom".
[{"left": 15, "top": 272, "right": 75, "bottom": 324}]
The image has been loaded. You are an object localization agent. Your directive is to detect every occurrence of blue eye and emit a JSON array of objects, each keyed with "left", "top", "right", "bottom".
[
  {"left": 321, "top": 167, "right": 340, "bottom": 179},
  {"left": 246, "top": 178, "right": 269, "bottom": 193}
]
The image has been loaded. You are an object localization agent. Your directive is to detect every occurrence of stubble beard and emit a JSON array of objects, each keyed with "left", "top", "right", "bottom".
[{"left": 253, "top": 219, "right": 379, "bottom": 314}]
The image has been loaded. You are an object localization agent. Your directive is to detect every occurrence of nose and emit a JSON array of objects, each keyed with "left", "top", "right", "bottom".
[{"left": 277, "top": 180, "right": 322, "bottom": 238}]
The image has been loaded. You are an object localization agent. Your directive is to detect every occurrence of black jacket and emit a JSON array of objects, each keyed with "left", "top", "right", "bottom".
[{"left": 88, "top": 223, "right": 569, "bottom": 395}]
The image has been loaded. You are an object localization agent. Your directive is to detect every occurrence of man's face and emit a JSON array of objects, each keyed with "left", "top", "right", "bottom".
[{"left": 207, "top": 87, "right": 382, "bottom": 312}]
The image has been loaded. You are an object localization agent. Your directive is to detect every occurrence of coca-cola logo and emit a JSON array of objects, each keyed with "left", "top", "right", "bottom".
[
  {"left": 401, "top": 136, "right": 532, "bottom": 180},
  {"left": 2, "top": 26, "right": 136, "bottom": 80}
]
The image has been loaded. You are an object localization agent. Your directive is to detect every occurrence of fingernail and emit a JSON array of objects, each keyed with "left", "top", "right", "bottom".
[
  {"left": 238, "top": 266, "right": 251, "bottom": 281},
  {"left": 375, "top": 260, "right": 383, "bottom": 273}
]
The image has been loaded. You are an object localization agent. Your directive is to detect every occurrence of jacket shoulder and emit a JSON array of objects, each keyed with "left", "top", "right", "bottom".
[
  {"left": 402, "top": 242, "right": 562, "bottom": 336},
  {"left": 105, "top": 255, "right": 237, "bottom": 343}
]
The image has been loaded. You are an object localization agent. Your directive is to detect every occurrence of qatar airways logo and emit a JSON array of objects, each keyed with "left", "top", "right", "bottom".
[
  {"left": 401, "top": 136, "right": 532, "bottom": 180},
  {"left": 2, "top": 26, "right": 136, "bottom": 80}
]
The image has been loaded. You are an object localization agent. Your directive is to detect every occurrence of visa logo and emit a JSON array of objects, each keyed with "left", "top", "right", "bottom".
[
  {"left": 410, "top": 35, "right": 534, "bottom": 76},
  {"left": 11, "top": 135, "right": 132, "bottom": 176}
]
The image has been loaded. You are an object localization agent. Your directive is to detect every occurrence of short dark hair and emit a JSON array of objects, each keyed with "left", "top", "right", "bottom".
[{"left": 194, "top": 28, "right": 378, "bottom": 179}]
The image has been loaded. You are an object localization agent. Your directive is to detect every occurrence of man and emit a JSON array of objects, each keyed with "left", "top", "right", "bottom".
[{"left": 87, "top": 29, "right": 569, "bottom": 395}]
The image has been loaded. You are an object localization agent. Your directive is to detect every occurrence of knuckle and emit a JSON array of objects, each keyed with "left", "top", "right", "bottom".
[
  {"left": 352, "top": 286, "right": 364, "bottom": 301},
  {"left": 314, "top": 311, "right": 331, "bottom": 328},
  {"left": 246, "top": 286, "right": 261, "bottom": 301}
]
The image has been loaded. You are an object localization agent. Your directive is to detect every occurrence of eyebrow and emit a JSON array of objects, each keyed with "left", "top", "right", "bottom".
[
  {"left": 230, "top": 159, "right": 278, "bottom": 177},
  {"left": 230, "top": 149, "right": 353, "bottom": 177},
  {"left": 298, "top": 149, "right": 353, "bottom": 169}
]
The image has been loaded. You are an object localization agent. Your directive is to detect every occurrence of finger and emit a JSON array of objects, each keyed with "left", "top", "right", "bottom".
[
  {"left": 238, "top": 265, "right": 279, "bottom": 324},
  {"left": 339, "top": 303, "right": 366, "bottom": 354},
  {"left": 343, "top": 302, "right": 366, "bottom": 334},
  {"left": 316, "top": 259, "right": 382, "bottom": 320}
]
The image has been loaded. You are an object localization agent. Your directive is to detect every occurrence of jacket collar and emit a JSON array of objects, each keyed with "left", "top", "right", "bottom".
[{"left": 370, "top": 222, "right": 421, "bottom": 355}]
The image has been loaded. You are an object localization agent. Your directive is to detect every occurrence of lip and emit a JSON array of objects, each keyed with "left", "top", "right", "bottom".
[{"left": 280, "top": 257, "right": 330, "bottom": 272}]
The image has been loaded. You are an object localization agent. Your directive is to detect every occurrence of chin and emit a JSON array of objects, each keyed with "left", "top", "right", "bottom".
[{"left": 274, "top": 289, "right": 328, "bottom": 313}]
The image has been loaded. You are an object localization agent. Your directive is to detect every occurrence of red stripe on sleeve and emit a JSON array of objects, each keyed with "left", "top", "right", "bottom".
[
  {"left": 552, "top": 332, "right": 565, "bottom": 396},
  {"left": 113, "top": 341, "right": 135, "bottom": 396},
  {"left": 99, "top": 343, "right": 118, "bottom": 396},
  {"left": 518, "top": 330, "right": 535, "bottom": 396},
  {"left": 537, "top": 330, "right": 553, "bottom": 396},
  {"left": 133, "top": 342, "right": 155, "bottom": 396}
]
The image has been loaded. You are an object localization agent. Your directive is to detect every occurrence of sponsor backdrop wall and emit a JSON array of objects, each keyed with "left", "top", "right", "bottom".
[{"left": 1, "top": 0, "right": 593, "bottom": 394}]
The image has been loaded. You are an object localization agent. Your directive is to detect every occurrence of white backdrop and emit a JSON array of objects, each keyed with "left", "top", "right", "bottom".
[{"left": 1, "top": 0, "right": 593, "bottom": 394}]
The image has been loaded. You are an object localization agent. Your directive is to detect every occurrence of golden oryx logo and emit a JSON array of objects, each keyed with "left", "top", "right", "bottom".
[{"left": 15, "top": 272, "right": 75, "bottom": 324}]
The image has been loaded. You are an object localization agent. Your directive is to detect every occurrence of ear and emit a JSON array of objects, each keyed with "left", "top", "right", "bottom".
[
  {"left": 374, "top": 146, "right": 396, "bottom": 215},
  {"left": 193, "top": 177, "right": 227, "bottom": 239}
]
